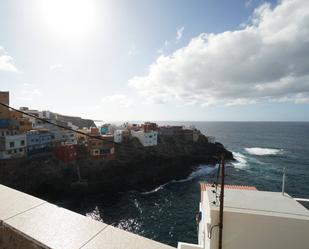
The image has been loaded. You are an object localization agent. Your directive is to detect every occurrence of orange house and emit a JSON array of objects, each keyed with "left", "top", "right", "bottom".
[{"left": 87, "top": 134, "right": 115, "bottom": 160}]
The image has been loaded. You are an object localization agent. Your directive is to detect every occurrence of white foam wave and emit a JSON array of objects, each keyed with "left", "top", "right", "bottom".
[
  {"left": 232, "top": 152, "right": 248, "bottom": 169},
  {"left": 140, "top": 182, "right": 170, "bottom": 195},
  {"left": 141, "top": 165, "right": 217, "bottom": 195},
  {"left": 245, "top": 147, "right": 283, "bottom": 156}
]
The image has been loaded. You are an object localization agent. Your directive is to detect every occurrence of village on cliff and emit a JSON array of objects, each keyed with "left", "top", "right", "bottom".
[{"left": 0, "top": 91, "right": 215, "bottom": 162}]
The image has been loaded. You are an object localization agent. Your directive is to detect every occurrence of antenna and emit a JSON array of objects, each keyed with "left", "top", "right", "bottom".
[{"left": 282, "top": 167, "right": 286, "bottom": 195}]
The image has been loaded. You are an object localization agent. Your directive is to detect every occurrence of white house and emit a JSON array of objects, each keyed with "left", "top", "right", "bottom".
[
  {"left": 131, "top": 130, "right": 158, "bottom": 147},
  {"left": 114, "top": 130, "right": 123, "bottom": 143},
  {"left": 0, "top": 132, "right": 27, "bottom": 159},
  {"left": 178, "top": 183, "right": 309, "bottom": 249}
]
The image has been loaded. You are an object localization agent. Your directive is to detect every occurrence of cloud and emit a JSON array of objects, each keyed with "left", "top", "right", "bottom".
[
  {"left": 129, "top": 0, "right": 309, "bottom": 106},
  {"left": 0, "top": 46, "right": 18, "bottom": 72},
  {"left": 101, "top": 94, "right": 133, "bottom": 108},
  {"left": 50, "top": 63, "right": 64, "bottom": 70},
  {"left": 176, "top": 27, "right": 184, "bottom": 41}
]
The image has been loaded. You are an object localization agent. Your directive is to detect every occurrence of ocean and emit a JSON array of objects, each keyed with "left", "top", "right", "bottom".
[{"left": 57, "top": 122, "right": 309, "bottom": 247}]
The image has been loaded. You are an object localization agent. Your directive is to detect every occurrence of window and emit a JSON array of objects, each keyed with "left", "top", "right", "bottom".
[
  {"left": 9, "top": 142, "right": 14, "bottom": 148},
  {"left": 21, "top": 140, "right": 25, "bottom": 146},
  {"left": 19, "top": 148, "right": 23, "bottom": 152},
  {"left": 14, "top": 149, "right": 17, "bottom": 153}
]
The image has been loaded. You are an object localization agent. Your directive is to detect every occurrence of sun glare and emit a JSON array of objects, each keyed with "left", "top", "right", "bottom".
[{"left": 39, "top": 0, "right": 96, "bottom": 37}]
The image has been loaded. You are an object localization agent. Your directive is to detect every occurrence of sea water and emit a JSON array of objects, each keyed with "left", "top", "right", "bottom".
[{"left": 59, "top": 122, "right": 309, "bottom": 247}]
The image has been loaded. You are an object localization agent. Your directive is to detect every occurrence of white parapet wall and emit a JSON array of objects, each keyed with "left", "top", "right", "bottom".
[
  {"left": 0, "top": 184, "right": 175, "bottom": 249},
  {"left": 178, "top": 242, "right": 203, "bottom": 249}
]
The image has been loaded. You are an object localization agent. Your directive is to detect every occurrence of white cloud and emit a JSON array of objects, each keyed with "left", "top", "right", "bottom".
[
  {"left": 101, "top": 94, "right": 133, "bottom": 108},
  {"left": 129, "top": 0, "right": 309, "bottom": 106},
  {"left": 50, "top": 63, "right": 64, "bottom": 70},
  {"left": 176, "top": 27, "right": 184, "bottom": 41},
  {"left": 0, "top": 46, "right": 18, "bottom": 72}
]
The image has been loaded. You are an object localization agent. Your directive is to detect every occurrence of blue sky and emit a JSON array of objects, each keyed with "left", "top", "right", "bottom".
[{"left": 1, "top": 0, "right": 309, "bottom": 121}]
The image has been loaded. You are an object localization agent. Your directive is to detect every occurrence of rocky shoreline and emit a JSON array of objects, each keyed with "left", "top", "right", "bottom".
[{"left": 0, "top": 132, "right": 233, "bottom": 199}]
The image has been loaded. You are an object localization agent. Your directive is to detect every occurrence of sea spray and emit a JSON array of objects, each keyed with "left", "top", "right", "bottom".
[
  {"left": 245, "top": 147, "right": 283, "bottom": 156},
  {"left": 232, "top": 152, "right": 248, "bottom": 169}
]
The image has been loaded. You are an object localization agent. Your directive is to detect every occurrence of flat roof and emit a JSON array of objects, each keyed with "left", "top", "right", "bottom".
[{"left": 202, "top": 183, "right": 309, "bottom": 220}]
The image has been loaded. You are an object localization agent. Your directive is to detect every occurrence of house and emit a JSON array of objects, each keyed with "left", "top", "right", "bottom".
[
  {"left": 114, "top": 129, "right": 130, "bottom": 143},
  {"left": 178, "top": 183, "right": 309, "bottom": 249},
  {"left": 87, "top": 132, "right": 115, "bottom": 160},
  {"left": 141, "top": 122, "right": 158, "bottom": 132},
  {"left": 99, "top": 124, "right": 116, "bottom": 135},
  {"left": 131, "top": 130, "right": 158, "bottom": 147},
  {"left": 26, "top": 129, "right": 52, "bottom": 156},
  {"left": 9, "top": 110, "right": 32, "bottom": 132},
  {"left": 158, "top": 126, "right": 183, "bottom": 136},
  {"left": 0, "top": 91, "right": 10, "bottom": 119},
  {"left": 54, "top": 144, "right": 77, "bottom": 163},
  {"left": 0, "top": 119, "right": 12, "bottom": 129},
  {"left": 183, "top": 128, "right": 200, "bottom": 142},
  {"left": 0, "top": 130, "right": 27, "bottom": 159},
  {"left": 39, "top": 110, "right": 55, "bottom": 120},
  {"left": 77, "top": 127, "right": 89, "bottom": 143}
]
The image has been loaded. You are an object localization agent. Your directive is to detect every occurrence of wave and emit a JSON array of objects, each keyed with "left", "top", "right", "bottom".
[
  {"left": 140, "top": 182, "right": 170, "bottom": 195},
  {"left": 141, "top": 165, "right": 217, "bottom": 195},
  {"left": 232, "top": 152, "right": 248, "bottom": 169},
  {"left": 245, "top": 147, "right": 283, "bottom": 156}
]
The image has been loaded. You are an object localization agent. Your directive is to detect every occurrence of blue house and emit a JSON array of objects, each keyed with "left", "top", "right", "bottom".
[{"left": 26, "top": 130, "right": 52, "bottom": 156}]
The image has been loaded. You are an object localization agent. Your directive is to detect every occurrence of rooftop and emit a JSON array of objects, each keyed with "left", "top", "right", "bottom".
[{"left": 201, "top": 183, "right": 309, "bottom": 220}]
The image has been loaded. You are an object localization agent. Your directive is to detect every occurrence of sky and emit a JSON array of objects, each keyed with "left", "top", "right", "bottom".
[{"left": 0, "top": 0, "right": 309, "bottom": 121}]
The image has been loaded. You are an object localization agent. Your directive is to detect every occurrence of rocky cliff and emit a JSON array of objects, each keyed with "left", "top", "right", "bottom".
[
  {"left": 55, "top": 113, "right": 96, "bottom": 128},
  {"left": 0, "top": 132, "right": 233, "bottom": 197}
]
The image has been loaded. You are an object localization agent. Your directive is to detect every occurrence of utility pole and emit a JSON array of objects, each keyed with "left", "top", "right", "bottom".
[{"left": 218, "top": 153, "right": 225, "bottom": 249}]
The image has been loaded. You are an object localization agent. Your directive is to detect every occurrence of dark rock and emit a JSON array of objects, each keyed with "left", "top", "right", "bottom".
[{"left": 0, "top": 132, "right": 233, "bottom": 198}]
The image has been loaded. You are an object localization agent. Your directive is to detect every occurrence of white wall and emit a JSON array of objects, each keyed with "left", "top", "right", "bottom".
[
  {"left": 114, "top": 130, "right": 123, "bottom": 143},
  {"left": 5, "top": 134, "right": 27, "bottom": 150},
  {"left": 131, "top": 130, "right": 158, "bottom": 146},
  {"left": 207, "top": 209, "right": 309, "bottom": 249},
  {"left": 1, "top": 134, "right": 27, "bottom": 158}
]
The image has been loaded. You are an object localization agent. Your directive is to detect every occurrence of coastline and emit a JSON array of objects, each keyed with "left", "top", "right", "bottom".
[{"left": 0, "top": 133, "right": 233, "bottom": 199}]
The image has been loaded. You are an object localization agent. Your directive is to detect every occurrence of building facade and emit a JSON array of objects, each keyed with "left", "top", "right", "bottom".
[
  {"left": 131, "top": 130, "right": 158, "bottom": 147},
  {"left": 0, "top": 131, "right": 27, "bottom": 159},
  {"left": 26, "top": 130, "right": 52, "bottom": 156},
  {"left": 54, "top": 144, "right": 77, "bottom": 163},
  {"left": 158, "top": 126, "right": 183, "bottom": 136},
  {"left": 114, "top": 129, "right": 129, "bottom": 143},
  {"left": 0, "top": 91, "right": 9, "bottom": 119},
  {"left": 88, "top": 134, "right": 115, "bottom": 160}
]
